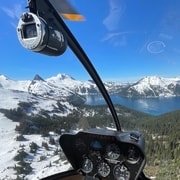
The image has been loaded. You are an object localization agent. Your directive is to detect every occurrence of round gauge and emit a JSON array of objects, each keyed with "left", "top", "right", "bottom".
[
  {"left": 81, "top": 158, "right": 93, "bottom": 174},
  {"left": 113, "top": 164, "right": 130, "bottom": 180},
  {"left": 126, "top": 146, "right": 140, "bottom": 164},
  {"left": 97, "top": 162, "right": 110, "bottom": 178},
  {"left": 106, "top": 143, "right": 120, "bottom": 160}
]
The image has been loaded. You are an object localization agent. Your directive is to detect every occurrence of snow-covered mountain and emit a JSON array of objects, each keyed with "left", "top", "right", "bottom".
[
  {"left": 0, "top": 73, "right": 99, "bottom": 96},
  {"left": 0, "top": 74, "right": 81, "bottom": 179},
  {"left": 0, "top": 74, "right": 82, "bottom": 116},
  {"left": 0, "top": 73, "right": 180, "bottom": 179},
  {"left": 46, "top": 73, "right": 98, "bottom": 95},
  {"left": 121, "top": 76, "right": 180, "bottom": 97},
  {"left": 0, "top": 74, "right": 31, "bottom": 92},
  {"left": 1, "top": 74, "right": 180, "bottom": 99},
  {"left": 0, "top": 74, "right": 180, "bottom": 114}
]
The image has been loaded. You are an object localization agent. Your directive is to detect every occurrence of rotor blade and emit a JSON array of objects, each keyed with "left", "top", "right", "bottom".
[{"left": 49, "top": 0, "right": 84, "bottom": 21}]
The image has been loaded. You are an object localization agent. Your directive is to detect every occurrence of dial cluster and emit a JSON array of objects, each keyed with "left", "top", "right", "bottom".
[
  {"left": 60, "top": 129, "right": 146, "bottom": 180},
  {"left": 80, "top": 141, "right": 136, "bottom": 179}
]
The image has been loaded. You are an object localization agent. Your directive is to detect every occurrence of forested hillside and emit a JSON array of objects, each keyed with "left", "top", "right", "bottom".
[
  {"left": 134, "top": 110, "right": 180, "bottom": 179},
  {"left": 0, "top": 104, "right": 179, "bottom": 179}
]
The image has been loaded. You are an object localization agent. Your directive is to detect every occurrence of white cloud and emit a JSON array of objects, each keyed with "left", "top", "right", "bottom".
[
  {"left": 1, "top": 3, "right": 25, "bottom": 29},
  {"left": 102, "top": 0, "right": 127, "bottom": 46},
  {"left": 101, "top": 31, "right": 130, "bottom": 47},
  {"left": 103, "top": 0, "right": 126, "bottom": 32},
  {"left": 102, "top": 32, "right": 122, "bottom": 41},
  {"left": 2, "top": 4, "right": 24, "bottom": 19}
]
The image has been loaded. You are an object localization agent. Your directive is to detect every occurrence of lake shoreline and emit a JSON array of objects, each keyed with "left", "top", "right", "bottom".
[{"left": 84, "top": 94, "right": 180, "bottom": 115}]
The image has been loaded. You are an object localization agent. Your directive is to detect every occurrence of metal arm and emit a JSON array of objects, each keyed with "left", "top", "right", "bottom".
[{"left": 28, "top": 0, "right": 122, "bottom": 131}]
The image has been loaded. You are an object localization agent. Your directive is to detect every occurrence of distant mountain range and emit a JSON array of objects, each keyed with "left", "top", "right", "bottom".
[
  {"left": 0, "top": 74, "right": 180, "bottom": 98},
  {"left": 119, "top": 76, "right": 180, "bottom": 97},
  {"left": 0, "top": 73, "right": 180, "bottom": 117},
  {"left": 1, "top": 73, "right": 180, "bottom": 132}
]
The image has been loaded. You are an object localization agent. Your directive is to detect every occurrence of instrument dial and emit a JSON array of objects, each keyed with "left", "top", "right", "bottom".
[
  {"left": 126, "top": 146, "right": 140, "bottom": 164},
  {"left": 81, "top": 158, "right": 93, "bottom": 174},
  {"left": 113, "top": 164, "right": 130, "bottom": 180},
  {"left": 106, "top": 143, "right": 120, "bottom": 160},
  {"left": 97, "top": 162, "right": 110, "bottom": 178}
]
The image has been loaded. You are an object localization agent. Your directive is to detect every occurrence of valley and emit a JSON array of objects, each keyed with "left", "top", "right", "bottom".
[{"left": 0, "top": 73, "right": 179, "bottom": 179}]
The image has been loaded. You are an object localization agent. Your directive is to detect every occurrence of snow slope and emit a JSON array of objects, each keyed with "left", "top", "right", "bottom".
[
  {"left": 0, "top": 75, "right": 31, "bottom": 92},
  {"left": 0, "top": 113, "right": 71, "bottom": 180},
  {"left": 0, "top": 113, "right": 19, "bottom": 180},
  {"left": 46, "top": 73, "right": 98, "bottom": 95},
  {"left": 126, "top": 76, "right": 180, "bottom": 97}
]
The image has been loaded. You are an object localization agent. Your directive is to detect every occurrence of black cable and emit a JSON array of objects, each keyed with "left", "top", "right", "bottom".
[{"left": 47, "top": 0, "right": 121, "bottom": 131}]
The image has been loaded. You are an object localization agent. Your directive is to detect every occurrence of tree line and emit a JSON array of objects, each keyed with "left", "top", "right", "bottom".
[{"left": 0, "top": 103, "right": 179, "bottom": 179}]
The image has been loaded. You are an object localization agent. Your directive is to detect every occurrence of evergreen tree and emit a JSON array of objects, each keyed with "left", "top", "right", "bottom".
[{"left": 29, "top": 142, "right": 38, "bottom": 153}]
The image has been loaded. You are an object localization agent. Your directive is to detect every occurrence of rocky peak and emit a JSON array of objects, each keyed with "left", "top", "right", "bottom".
[{"left": 33, "top": 74, "right": 45, "bottom": 81}]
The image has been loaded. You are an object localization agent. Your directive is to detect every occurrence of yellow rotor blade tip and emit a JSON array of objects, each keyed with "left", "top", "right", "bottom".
[{"left": 61, "top": 13, "right": 85, "bottom": 21}]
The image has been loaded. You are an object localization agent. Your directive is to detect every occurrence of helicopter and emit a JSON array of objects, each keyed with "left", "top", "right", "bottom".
[{"left": 16, "top": 0, "right": 151, "bottom": 179}]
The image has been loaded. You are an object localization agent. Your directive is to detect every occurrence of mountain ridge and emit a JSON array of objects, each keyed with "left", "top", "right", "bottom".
[
  {"left": 125, "top": 76, "right": 180, "bottom": 97},
  {"left": 0, "top": 74, "right": 180, "bottom": 98}
]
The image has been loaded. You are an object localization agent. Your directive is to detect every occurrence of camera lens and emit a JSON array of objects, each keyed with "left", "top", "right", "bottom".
[
  {"left": 23, "top": 23, "right": 37, "bottom": 39},
  {"left": 17, "top": 12, "right": 67, "bottom": 56}
]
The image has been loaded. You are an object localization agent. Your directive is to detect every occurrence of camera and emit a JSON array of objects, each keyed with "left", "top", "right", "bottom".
[{"left": 17, "top": 12, "right": 67, "bottom": 56}]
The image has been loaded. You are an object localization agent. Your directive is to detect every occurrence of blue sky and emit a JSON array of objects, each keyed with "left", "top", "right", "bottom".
[{"left": 0, "top": 0, "right": 180, "bottom": 82}]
